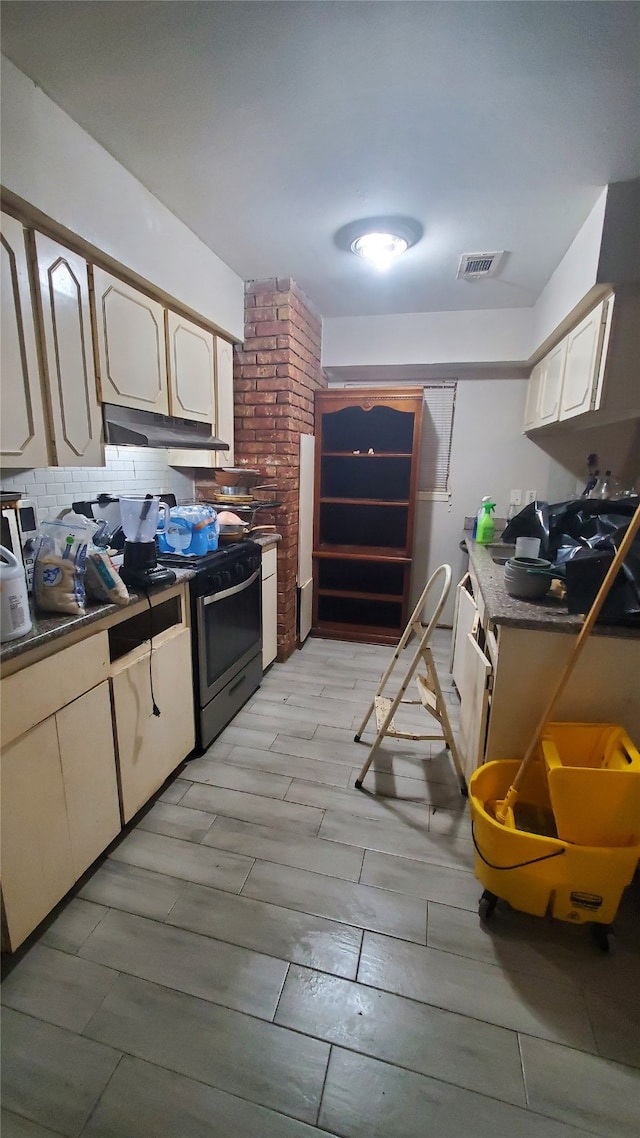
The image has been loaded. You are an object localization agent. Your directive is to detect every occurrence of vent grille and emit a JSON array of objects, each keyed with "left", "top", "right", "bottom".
[{"left": 457, "top": 251, "right": 504, "bottom": 280}]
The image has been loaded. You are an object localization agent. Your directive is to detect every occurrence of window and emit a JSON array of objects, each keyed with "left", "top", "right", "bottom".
[{"left": 417, "top": 382, "right": 456, "bottom": 499}]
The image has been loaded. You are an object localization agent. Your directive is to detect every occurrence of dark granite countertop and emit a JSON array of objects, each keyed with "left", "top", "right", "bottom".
[
  {"left": 465, "top": 538, "right": 639, "bottom": 640},
  {"left": 0, "top": 567, "right": 195, "bottom": 666},
  {"left": 252, "top": 534, "right": 281, "bottom": 548}
]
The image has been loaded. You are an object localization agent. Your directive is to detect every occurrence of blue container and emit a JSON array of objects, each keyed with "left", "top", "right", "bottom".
[{"left": 157, "top": 506, "right": 219, "bottom": 556}]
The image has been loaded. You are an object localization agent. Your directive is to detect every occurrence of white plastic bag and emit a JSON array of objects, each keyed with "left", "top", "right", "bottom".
[
  {"left": 33, "top": 515, "right": 95, "bottom": 615},
  {"left": 84, "top": 548, "right": 129, "bottom": 606}
]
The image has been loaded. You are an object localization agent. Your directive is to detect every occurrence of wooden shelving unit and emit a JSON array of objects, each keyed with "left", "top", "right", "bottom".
[{"left": 312, "top": 387, "right": 423, "bottom": 644}]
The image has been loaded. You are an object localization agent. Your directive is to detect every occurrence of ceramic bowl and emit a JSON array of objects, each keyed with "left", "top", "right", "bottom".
[{"left": 504, "top": 558, "right": 552, "bottom": 599}]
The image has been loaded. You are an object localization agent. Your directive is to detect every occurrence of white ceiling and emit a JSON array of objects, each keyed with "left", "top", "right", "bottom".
[{"left": 2, "top": 1, "right": 639, "bottom": 320}]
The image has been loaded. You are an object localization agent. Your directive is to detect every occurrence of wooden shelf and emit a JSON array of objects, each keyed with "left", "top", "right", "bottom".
[
  {"left": 313, "top": 387, "right": 423, "bottom": 644},
  {"left": 320, "top": 497, "right": 410, "bottom": 507},
  {"left": 314, "top": 544, "right": 411, "bottom": 560},
  {"left": 317, "top": 588, "right": 404, "bottom": 603},
  {"left": 322, "top": 451, "right": 413, "bottom": 458}
]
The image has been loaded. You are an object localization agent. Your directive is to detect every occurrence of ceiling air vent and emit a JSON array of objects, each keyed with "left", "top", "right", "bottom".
[{"left": 457, "top": 251, "right": 504, "bottom": 280}]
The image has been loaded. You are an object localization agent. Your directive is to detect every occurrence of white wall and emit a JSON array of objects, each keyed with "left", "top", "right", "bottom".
[
  {"left": 322, "top": 307, "right": 533, "bottom": 369},
  {"left": 530, "top": 190, "right": 607, "bottom": 354},
  {"left": 410, "top": 379, "right": 570, "bottom": 624},
  {"left": 1, "top": 57, "right": 245, "bottom": 339},
  {"left": 0, "top": 447, "right": 194, "bottom": 518}
]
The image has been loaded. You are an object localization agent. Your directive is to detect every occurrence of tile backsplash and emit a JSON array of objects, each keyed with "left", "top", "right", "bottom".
[{"left": 0, "top": 447, "right": 194, "bottom": 516}]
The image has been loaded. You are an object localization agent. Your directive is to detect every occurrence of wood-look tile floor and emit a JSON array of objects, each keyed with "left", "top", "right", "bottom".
[{"left": 2, "top": 632, "right": 640, "bottom": 1138}]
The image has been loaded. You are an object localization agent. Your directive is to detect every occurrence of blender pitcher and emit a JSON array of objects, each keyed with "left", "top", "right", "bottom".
[
  {"left": 120, "top": 496, "right": 175, "bottom": 588},
  {"left": 120, "top": 496, "right": 168, "bottom": 543}
]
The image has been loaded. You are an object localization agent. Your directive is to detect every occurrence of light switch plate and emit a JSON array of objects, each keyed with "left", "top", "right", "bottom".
[{"left": 524, "top": 490, "right": 537, "bottom": 504}]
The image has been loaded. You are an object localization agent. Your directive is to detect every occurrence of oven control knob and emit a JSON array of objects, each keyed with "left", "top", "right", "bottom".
[{"left": 221, "top": 570, "right": 232, "bottom": 588}]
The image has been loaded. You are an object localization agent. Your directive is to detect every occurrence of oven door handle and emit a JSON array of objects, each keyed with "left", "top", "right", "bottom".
[{"left": 202, "top": 566, "right": 261, "bottom": 605}]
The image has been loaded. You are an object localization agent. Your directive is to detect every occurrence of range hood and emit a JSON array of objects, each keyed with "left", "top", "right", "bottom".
[{"left": 103, "top": 404, "right": 230, "bottom": 451}]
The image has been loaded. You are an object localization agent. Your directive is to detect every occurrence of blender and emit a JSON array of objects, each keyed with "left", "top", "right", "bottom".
[{"left": 119, "top": 496, "right": 176, "bottom": 588}]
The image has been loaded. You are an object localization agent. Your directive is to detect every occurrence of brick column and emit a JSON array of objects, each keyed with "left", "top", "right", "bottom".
[{"left": 196, "top": 277, "right": 326, "bottom": 661}]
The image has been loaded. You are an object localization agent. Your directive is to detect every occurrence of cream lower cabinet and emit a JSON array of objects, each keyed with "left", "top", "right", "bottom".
[
  {"left": 262, "top": 545, "right": 278, "bottom": 669},
  {"left": 111, "top": 625, "right": 195, "bottom": 822},
  {"left": 450, "top": 575, "right": 491, "bottom": 779},
  {"left": 1, "top": 718, "right": 75, "bottom": 951},
  {"left": 1, "top": 677, "right": 120, "bottom": 952},
  {"left": 457, "top": 634, "right": 492, "bottom": 782},
  {"left": 450, "top": 574, "right": 478, "bottom": 692},
  {"left": 56, "top": 683, "right": 121, "bottom": 877},
  {"left": 0, "top": 211, "right": 50, "bottom": 468}
]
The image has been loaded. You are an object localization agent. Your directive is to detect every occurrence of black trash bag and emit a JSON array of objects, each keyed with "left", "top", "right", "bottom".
[
  {"left": 501, "top": 500, "right": 550, "bottom": 555},
  {"left": 503, "top": 497, "right": 640, "bottom": 625},
  {"left": 564, "top": 527, "right": 640, "bottom": 625}
]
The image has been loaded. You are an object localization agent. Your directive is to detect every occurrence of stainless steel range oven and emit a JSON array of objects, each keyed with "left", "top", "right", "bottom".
[{"left": 157, "top": 541, "right": 263, "bottom": 751}]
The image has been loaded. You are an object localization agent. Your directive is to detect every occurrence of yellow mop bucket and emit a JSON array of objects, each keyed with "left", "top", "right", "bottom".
[
  {"left": 541, "top": 723, "right": 640, "bottom": 847},
  {"left": 469, "top": 758, "right": 640, "bottom": 927}
]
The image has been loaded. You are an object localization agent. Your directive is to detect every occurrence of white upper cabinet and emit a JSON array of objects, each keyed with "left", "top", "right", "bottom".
[
  {"left": 35, "top": 233, "right": 104, "bottom": 466},
  {"left": 522, "top": 359, "right": 544, "bottom": 431},
  {"left": 524, "top": 290, "right": 639, "bottom": 432},
  {"left": 559, "top": 300, "right": 607, "bottom": 421},
  {"left": 0, "top": 212, "right": 50, "bottom": 468},
  {"left": 166, "top": 311, "right": 215, "bottom": 424},
  {"left": 536, "top": 339, "right": 567, "bottom": 426},
  {"left": 93, "top": 267, "right": 169, "bottom": 414},
  {"left": 215, "top": 336, "right": 235, "bottom": 465}
]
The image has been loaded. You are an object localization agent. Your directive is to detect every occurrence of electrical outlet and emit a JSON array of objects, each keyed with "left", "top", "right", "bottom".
[
  {"left": 510, "top": 489, "right": 522, "bottom": 506},
  {"left": 524, "top": 489, "right": 537, "bottom": 504}
]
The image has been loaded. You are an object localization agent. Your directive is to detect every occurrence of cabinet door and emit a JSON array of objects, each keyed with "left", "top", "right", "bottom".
[
  {"left": 166, "top": 311, "right": 215, "bottom": 424},
  {"left": 93, "top": 266, "right": 169, "bottom": 413},
  {"left": 262, "top": 560, "right": 278, "bottom": 669},
  {"left": 35, "top": 233, "right": 104, "bottom": 466},
  {"left": 1, "top": 718, "right": 74, "bottom": 950},
  {"left": 0, "top": 213, "right": 50, "bottom": 468},
  {"left": 523, "top": 360, "right": 544, "bottom": 431},
  {"left": 559, "top": 301, "right": 606, "bottom": 421},
  {"left": 536, "top": 340, "right": 567, "bottom": 426},
  {"left": 56, "top": 682, "right": 121, "bottom": 878},
  {"left": 215, "top": 336, "right": 235, "bottom": 465},
  {"left": 458, "top": 633, "right": 491, "bottom": 781},
  {"left": 451, "top": 578, "right": 478, "bottom": 693},
  {"left": 111, "top": 627, "right": 195, "bottom": 822}
]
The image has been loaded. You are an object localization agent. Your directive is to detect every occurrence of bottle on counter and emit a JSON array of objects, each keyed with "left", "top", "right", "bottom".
[
  {"left": 475, "top": 501, "right": 496, "bottom": 545},
  {"left": 472, "top": 496, "right": 492, "bottom": 540},
  {"left": 590, "top": 470, "right": 614, "bottom": 499},
  {"left": 0, "top": 545, "right": 33, "bottom": 643}
]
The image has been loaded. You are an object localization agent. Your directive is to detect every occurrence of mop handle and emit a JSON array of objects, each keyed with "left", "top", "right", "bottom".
[{"left": 502, "top": 502, "right": 640, "bottom": 805}]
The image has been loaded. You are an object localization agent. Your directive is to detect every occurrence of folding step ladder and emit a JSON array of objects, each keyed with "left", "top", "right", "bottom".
[{"left": 354, "top": 564, "right": 467, "bottom": 795}]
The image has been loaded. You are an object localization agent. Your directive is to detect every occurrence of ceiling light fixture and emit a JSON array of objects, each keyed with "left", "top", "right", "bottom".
[{"left": 335, "top": 216, "right": 423, "bottom": 272}]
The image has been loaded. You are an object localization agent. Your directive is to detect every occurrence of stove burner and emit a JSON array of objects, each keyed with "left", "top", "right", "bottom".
[{"left": 156, "top": 539, "right": 260, "bottom": 574}]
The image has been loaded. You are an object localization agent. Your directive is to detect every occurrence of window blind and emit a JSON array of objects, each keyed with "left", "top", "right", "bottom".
[{"left": 418, "top": 382, "right": 457, "bottom": 496}]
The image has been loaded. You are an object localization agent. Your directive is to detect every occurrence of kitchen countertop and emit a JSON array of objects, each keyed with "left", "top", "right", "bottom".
[
  {"left": 0, "top": 567, "right": 195, "bottom": 666},
  {"left": 465, "top": 539, "right": 639, "bottom": 640},
  {"left": 1, "top": 537, "right": 282, "bottom": 666}
]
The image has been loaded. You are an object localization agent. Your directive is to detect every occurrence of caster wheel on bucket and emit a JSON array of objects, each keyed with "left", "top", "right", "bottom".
[
  {"left": 478, "top": 890, "right": 498, "bottom": 921},
  {"left": 592, "top": 924, "right": 612, "bottom": 953},
  {"left": 354, "top": 779, "right": 363, "bottom": 790}
]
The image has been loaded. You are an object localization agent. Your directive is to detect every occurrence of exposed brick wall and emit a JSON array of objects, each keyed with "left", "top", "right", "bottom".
[{"left": 196, "top": 277, "right": 326, "bottom": 661}]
